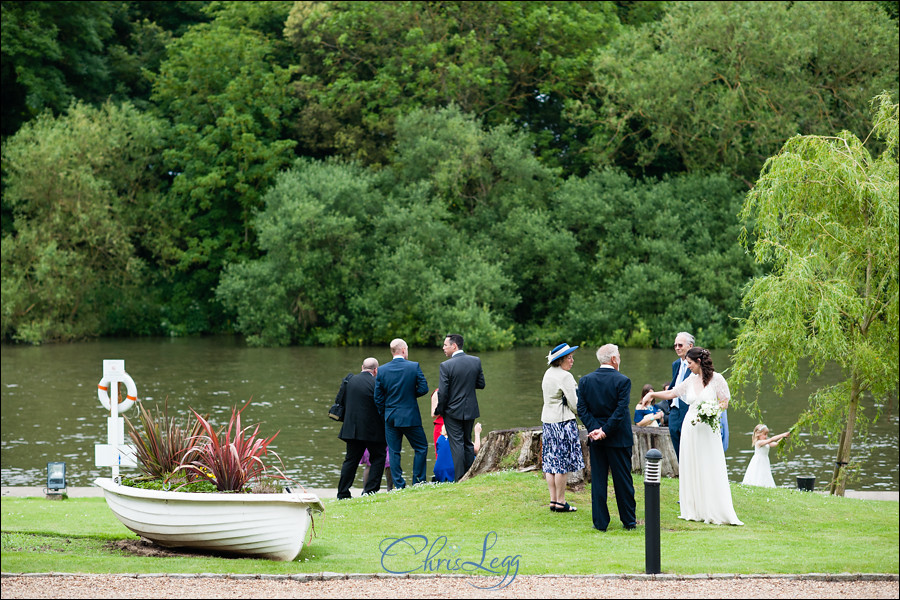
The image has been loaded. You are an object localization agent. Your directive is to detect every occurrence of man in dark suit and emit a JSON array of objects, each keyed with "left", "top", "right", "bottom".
[
  {"left": 374, "top": 339, "right": 430, "bottom": 489},
  {"left": 665, "top": 332, "right": 694, "bottom": 460},
  {"left": 435, "top": 333, "right": 485, "bottom": 482},
  {"left": 336, "top": 357, "right": 386, "bottom": 499},
  {"left": 577, "top": 344, "right": 636, "bottom": 532}
]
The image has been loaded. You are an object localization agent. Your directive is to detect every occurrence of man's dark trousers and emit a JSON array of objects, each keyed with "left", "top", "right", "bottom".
[
  {"left": 588, "top": 441, "right": 635, "bottom": 531},
  {"left": 337, "top": 440, "right": 386, "bottom": 499}
]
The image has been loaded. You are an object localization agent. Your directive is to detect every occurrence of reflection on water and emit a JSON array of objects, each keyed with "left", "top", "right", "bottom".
[{"left": 2, "top": 337, "right": 897, "bottom": 491}]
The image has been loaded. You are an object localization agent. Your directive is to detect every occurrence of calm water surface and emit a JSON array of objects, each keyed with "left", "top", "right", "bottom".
[{"left": 2, "top": 337, "right": 897, "bottom": 491}]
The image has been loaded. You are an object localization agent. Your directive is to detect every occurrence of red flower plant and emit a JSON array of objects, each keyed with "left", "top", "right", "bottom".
[{"left": 178, "top": 399, "right": 286, "bottom": 492}]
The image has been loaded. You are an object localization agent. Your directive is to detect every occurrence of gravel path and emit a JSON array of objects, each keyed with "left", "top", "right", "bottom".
[{"left": 2, "top": 574, "right": 897, "bottom": 599}]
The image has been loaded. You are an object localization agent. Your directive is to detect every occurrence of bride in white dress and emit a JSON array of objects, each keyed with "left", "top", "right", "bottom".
[
  {"left": 742, "top": 424, "right": 791, "bottom": 487},
  {"left": 642, "top": 347, "right": 743, "bottom": 525}
]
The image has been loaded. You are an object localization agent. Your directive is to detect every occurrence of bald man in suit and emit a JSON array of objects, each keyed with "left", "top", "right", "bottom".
[{"left": 374, "top": 339, "right": 430, "bottom": 489}]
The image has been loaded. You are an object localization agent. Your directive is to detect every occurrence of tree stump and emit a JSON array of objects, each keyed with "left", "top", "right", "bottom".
[
  {"left": 630, "top": 425, "right": 679, "bottom": 478},
  {"left": 463, "top": 424, "right": 678, "bottom": 484}
]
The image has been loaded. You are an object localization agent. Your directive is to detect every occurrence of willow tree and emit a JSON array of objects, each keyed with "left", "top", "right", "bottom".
[{"left": 730, "top": 94, "right": 899, "bottom": 496}]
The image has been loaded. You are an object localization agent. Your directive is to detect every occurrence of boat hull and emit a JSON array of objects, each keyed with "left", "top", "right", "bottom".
[{"left": 94, "top": 477, "right": 324, "bottom": 561}]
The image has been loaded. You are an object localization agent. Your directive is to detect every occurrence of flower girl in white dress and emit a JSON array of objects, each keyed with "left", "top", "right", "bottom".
[{"left": 742, "top": 424, "right": 790, "bottom": 488}]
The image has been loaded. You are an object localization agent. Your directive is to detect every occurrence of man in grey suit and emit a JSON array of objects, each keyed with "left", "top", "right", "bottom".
[{"left": 435, "top": 333, "right": 485, "bottom": 482}]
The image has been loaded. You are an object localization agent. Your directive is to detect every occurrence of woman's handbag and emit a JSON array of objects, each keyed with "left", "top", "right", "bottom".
[{"left": 328, "top": 373, "right": 353, "bottom": 421}]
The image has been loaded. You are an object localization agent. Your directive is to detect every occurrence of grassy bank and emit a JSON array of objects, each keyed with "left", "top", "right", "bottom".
[{"left": 2, "top": 472, "right": 897, "bottom": 577}]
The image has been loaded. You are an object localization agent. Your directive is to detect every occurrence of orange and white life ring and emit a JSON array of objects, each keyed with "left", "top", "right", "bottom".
[{"left": 97, "top": 373, "right": 137, "bottom": 413}]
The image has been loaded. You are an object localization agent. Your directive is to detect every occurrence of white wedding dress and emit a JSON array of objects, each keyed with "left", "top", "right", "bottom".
[
  {"left": 742, "top": 445, "right": 776, "bottom": 487},
  {"left": 672, "top": 372, "right": 743, "bottom": 525}
]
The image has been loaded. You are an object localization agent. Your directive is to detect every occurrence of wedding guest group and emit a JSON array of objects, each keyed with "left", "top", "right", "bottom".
[
  {"left": 334, "top": 337, "right": 753, "bottom": 534},
  {"left": 540, "top": 343, "right": 585, "bottom": 513},
  {"left": 336, "top": 334, "right": 488, "bottom": 495}
]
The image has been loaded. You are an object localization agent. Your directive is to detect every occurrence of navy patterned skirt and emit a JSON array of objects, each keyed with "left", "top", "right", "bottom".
[{"left": 542, "top": 420, "right": 585, "bottom": 474}]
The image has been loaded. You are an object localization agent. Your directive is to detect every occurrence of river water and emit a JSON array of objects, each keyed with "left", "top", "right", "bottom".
[{"left": 1, "top": 337, "right": 897, "bottom": 491}]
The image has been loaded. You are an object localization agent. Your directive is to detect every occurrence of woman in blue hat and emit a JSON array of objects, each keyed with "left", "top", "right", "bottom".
[{"left": 541, "top": 343, "right": 586, "bottom": 512}]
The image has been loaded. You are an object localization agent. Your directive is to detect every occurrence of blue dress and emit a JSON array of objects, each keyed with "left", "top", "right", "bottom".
[{"left": 433, "top": 435, "right": 455, "bottom": 482}]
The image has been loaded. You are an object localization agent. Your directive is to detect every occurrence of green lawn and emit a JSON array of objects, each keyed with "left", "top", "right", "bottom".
[{"left": 2, "top": 471, "right": 897, "bottom": 578}]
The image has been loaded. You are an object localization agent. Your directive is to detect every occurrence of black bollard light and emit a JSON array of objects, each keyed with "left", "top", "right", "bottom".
[{"left": 644, "top": 448, "right": 663, "bottom": 574}]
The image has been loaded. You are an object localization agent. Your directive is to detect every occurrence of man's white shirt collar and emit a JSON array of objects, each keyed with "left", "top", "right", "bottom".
[{"left": 452, "top": 350, "right": 464, "bottom": 357}]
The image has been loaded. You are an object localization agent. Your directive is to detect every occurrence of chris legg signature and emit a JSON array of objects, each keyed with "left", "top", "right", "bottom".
[{"left": 379, "top": 531, "right": 520, "bottom": 589}]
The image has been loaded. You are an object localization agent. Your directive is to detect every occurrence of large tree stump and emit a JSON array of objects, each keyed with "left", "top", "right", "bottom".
[
  {"left": 463, "top": 424, "right": 678, "bottom": 484},
  {"left": 464, "top": 427, "right": 544, "bottom": 480},
  {"left": 630, "top": 425, "right": 679, "bottom": 478}
]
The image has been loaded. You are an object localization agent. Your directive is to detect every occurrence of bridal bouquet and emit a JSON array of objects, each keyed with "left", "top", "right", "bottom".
[{"left": 691, "top": 397, "right": 721, "bottom": 433}]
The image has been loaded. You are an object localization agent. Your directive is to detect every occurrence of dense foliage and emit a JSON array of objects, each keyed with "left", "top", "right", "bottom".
[
  {"left": 2, "top": 1, "right": 897, "bottom": 349},
  {"left": 571, "top": 1, "right": 900, "bottom": 183}
]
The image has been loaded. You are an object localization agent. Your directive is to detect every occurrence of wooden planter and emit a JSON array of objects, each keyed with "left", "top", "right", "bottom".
[{"left": 94, "top": 477, "right": 325, "bottom": 561}]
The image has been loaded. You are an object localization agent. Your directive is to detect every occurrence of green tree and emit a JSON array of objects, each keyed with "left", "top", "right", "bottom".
[
  {"left": 730, "top": 94, "right": 899, "bottom": 496},
  {"left": 572, "top": 1, "right": 900, "bottom": 184},
  {"left": 1, "top": 1, "right": 115, "bottom": 137},
  {"left": 285, "top": 1, "right": 619, "bottom": 176},
  {"left": 216, "top": 159, "right": 379, "bottom": 346},
  {"left": 218, "top": 157, "right": 520, "bottom": 350},
  {"left": 1, "top": 101, "right": 170, "bottom": 342},
  {"left": 552, "top": 169, "right": 755, "bottom": 347},
  {"left": 364, "top": 189, "right": 519, "bottom": 351},
  {"left": 390, "top": 105, "right": 557, "bottom": 344},
  {"left": 104, "top": 1, "right": 213, "bottom": 111},
  {"left": 150, "top": 19, "right": 297, "bottom": 333}
]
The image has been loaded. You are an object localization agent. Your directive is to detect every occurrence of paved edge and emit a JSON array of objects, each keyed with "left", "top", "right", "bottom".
[{"left": 2, "top": 572, "right": 898, "bottom": 581}]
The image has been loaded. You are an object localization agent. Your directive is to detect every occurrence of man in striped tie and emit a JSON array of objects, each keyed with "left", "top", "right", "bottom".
[{"left": 665, "top": 332, "right": 694, "bottom": 459}]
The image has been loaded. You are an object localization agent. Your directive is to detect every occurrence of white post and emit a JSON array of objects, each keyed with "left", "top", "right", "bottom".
[
  {"left": 105, "top": 360, "right": 123, "bottom": 483},
  {"left": 95, "top": 360, "right": 138, "bottom": 484}
]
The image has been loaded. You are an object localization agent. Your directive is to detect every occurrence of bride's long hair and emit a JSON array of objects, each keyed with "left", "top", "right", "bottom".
[{"left": 686, "top": 347, "right": 715, "bottom": 386}]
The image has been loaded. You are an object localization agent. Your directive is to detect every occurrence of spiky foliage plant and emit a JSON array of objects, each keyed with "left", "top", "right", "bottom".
[
  {"left": 178, "top": 399, "right": 286, "bottom": 492},
  {"left": 124, "top": 399, "right": 207, "bottom": 480}
]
